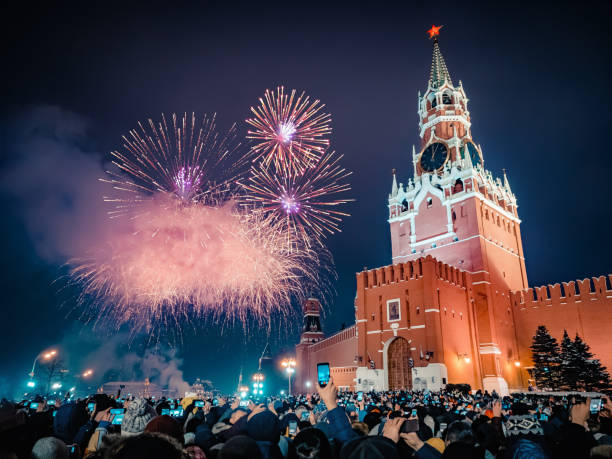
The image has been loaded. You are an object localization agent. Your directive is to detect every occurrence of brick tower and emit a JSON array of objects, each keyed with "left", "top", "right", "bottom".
[
  {"left": 388, "top": 30, "right": 528, "bottom": 293},
  {"left": 386, "top": 27, "right": 528, "bottom": 393}
]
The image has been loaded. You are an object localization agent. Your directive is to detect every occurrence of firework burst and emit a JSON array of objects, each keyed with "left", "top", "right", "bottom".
[
  {"left": 246, "top": 86, "right": 332, "bottom": 176},
  {"left": 240, "top": 150, "right": 352, "bottom": 247},
  {"left": 102, "top": 112, "right": 244, "bottom": 216}
]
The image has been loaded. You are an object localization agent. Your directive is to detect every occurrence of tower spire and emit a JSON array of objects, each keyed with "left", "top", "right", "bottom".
[
  {"left": 391, "top": 169, "right": 398, "bottom": 196},
  {"left": 428, "top": 25, "right": 452, "bottom": 88}
]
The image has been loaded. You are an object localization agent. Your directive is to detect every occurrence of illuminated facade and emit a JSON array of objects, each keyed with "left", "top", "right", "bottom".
[{"left": 294, "top": 32, "right": 612, "bottom": 395}]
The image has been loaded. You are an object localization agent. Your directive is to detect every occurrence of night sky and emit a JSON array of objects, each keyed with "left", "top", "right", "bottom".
[{"left": 1, "top": 1, "right": 611, "bottom": 396}]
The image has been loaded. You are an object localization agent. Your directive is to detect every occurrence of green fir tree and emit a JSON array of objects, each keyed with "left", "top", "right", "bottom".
[
  {"left": 572, "top": 333, "right": 612, "bottom": 392},
  {"left": 530, "top": 325, "right": 561, "bottom": 390},
  {"left": 559, "top": 330, "right": 580, "bottom": 390}
]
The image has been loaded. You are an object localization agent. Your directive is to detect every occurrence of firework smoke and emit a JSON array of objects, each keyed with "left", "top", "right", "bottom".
[{"left": 70, "top": 197, "right": 318, "bottom": 331}]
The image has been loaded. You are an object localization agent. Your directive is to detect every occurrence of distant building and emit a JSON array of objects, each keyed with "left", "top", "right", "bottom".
[{"left": 294, "top": 32, "right": 612, "bottom": 395}]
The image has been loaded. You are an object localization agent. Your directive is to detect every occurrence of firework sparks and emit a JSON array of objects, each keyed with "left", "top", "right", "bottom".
[
  {"left": 240, "top": 150, "right": 352, "bottom": 247},
  {"left": 246, "top": 86, "right": 332, "bottom": 176},
  {"left": 102, "top": 113, "right": 244, "bottom": 216}
]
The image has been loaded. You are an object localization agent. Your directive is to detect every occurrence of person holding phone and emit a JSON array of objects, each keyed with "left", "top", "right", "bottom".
[{"left": 315, "top": 375, "right": 358, "bottom": 445}]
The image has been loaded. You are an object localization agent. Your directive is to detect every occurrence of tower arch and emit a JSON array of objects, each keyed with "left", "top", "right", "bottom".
[{"left": 384, "top": 336, "right": 413, "bottom": 390}]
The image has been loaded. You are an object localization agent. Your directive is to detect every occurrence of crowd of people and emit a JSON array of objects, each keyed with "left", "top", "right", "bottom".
[{"left": 1, "top": 377, "right": 612, "bottom": 459}]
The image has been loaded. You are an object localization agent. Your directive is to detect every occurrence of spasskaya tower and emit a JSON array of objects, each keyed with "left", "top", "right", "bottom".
[{"left": 388, "top": 26, "right": 528, "bottom": 292}]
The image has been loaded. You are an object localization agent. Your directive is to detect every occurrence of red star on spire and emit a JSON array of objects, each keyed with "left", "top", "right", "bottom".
[{"left": 427, "top": 24, "right": 443, "bottom": 39}]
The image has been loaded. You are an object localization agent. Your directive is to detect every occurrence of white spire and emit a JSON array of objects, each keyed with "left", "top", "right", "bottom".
[
  {"left": 412, "top": 145, "right": 418, "bottom": 177},
  {"left": 503, "top": 168, "right": 512, "bottom": 194},
  {"left": 391, "top": 169, "right": 398, "bottom": 196}
]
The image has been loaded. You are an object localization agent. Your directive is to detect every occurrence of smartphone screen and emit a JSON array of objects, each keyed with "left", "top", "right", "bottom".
[
  {"left": 47, "top": 400, "right": 56, "bottom": 405},
  {"left": 539, "top": 413, "right": 548, "bottom": 421},
  {"left": 112, "top": 414, "right": 124, "bottom": 425},
  {"left": 30, "top": 402, "right": 39, "bottom": 410},
  {"left": 161, "top": 408, "right": 170, "bottom": 415},
  {"left": 212, "top": 399, "right": 218, "bottom": 406},
  {"left": 87, "top": 402, "right": 95, "bottom": 412},
  {"left": 289, "top": 421, "right": 297, "bottom": 435},
  {"left": 194, "top": 400, "right": 204, "bottom": 408},
  {"left": 590, "top": 398, "right": 602, "bottom": 414},
  {"left": 301, "top": 410, "right": 310, "bottom": 420},
  {"left": 110, "top": 408, "right": 125, "bottom": 415},
  {"left": 239, "top": 401, "right": 248, "bottom": 407},
  {"left": 411, "top": 408, "right": 418, "bottom": 417},
  {"left": 357, "top": 391, "right": 363, "bottom": 401},
  {"left": 317, "top": 362, "right": 330, "bottom": 388}
]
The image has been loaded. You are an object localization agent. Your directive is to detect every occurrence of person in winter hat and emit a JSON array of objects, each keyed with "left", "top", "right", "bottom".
[{"left": 121, "top": 397, "right": 157, "bottom": 436}]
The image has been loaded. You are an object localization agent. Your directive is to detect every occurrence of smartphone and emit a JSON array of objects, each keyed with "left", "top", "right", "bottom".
[
  {"left": 317, "top": 362, "right": 330, "bottom": 388},
  {"left": 590, "top": 398, "right": 603, "bottom": 414},
  {"left": 169, "top": 403, "right": 175, "bottom": 410},
  {"left": 70, "top": 445, "right": 76, "bottom": 454},
  {"left": 539, "top": 413, "right": 548, "bottom": 421},
  {"left": 47, "top": 400, "right": 56, "bottom": 405},
  {"left": 439, "top": 422, "right": 447, "bottom": 432},
  {"left": 110, "top": 408, "right": 125, "bottom": 415},
  {"left": 212, "top": 398, "right": 218, "bottom": 406},
  {"left": 239, "top": 400, "right": 248, "bottom": 407},
  {"left": 289, "top": 420, "right": 297, "bottom": 435},
  {"left": 53, "top": 410, "right": 57, "bottom": 417},
  {"left": 400, "top": 418, "right": 419, "bottom": 433},
  {"left": 301, "top": 410, "right": 310, "bottom": 420},
  {"left": 161, "top": 408, "right": 170, "bottom": 415},
  {"left": 194, "top": 400, "right": 205, "bottom": 408},
  {"left": 411, "top": 408, "right": 418, "bottom": 417},
  {"left": 112, "top": 413, "right": 124, "bottom": 425},
  {"left": 29, "top": 402, "right": 39, "bottom": 410},
  {"left": 357, "top": 391, "right": 363, "bottom": 402},
  {"left": 170, "top": 408, "right": 183, "bottom": 417},
  {"left": 87, "top": 402, "right": 95, "bottom": 412}
]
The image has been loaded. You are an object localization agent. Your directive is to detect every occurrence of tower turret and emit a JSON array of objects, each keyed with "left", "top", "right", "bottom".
[{"left": 300, "top": 298, "right": 324, "bottom": 344}]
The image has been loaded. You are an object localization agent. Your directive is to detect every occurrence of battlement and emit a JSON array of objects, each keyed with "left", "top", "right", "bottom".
[
  {"left": 307, "top": 325, "right": 356, "bottom": 353},
  {"left": 357, "top": 255, "right": 467, "bottom": 289},
  {"left": 511, "top": 275, "right": 612, "bottom": 308}
]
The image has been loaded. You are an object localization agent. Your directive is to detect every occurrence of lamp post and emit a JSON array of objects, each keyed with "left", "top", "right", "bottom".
[
  {"left": 281, "top": 358, "right": 296, "bottom": 396},
  {"left": 29, "top": 349, "right": 57, "bottom": 378},
  {"left": 252, "top": 373, "right": 264, "bottom": 395}
]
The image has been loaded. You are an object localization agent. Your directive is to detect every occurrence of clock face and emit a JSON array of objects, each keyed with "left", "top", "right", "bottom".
[
  {"left": 419, "top": 142, "right": 448, "bottom": 172},
  {"left": 462, "top": 141, "right": 481, "bottom": 166}
]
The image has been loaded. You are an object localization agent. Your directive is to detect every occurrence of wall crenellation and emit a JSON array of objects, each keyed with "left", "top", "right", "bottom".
[
  {"left": 358, "top": 255, "right": 467, "bottom": 290},
  {"left": 511, "top": 275, "right": 612, "bottom": 308}
]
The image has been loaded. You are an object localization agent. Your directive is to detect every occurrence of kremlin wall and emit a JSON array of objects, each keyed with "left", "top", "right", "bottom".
[{"left": 293, "top": 33, "right": 612, "bottom": 395}]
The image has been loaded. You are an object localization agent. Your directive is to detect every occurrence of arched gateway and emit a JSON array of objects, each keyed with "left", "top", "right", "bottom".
[{"left": 387, "top": 337, "right": 412, "bottom": 390}]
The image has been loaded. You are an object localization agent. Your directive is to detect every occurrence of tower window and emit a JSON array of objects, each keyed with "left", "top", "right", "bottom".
[
  {"left": 452, "top": 210, "right": 457, "bottom": 221},
  {"left": 453, "top": 179, "right": 464, "bottom": 193},
  {"left": 442, "top": 92, "right": 453, "bottom": 105},
  {"left": 426, "top": 197, "right": 433, "bottom": 208},
  {"left": 401, "top": 199, "right": 409, "bottom": 212}
]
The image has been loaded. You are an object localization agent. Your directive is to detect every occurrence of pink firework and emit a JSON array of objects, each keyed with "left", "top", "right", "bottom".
[
  {"left": 70, "top": 198, "right": 318, "bottom": 332},
  {"left": 240, "top": 150, "right": 352, "bottom": 247},
  {"left": 246, "top": 86, "right": 332, "bottom": 176},
  {"left": 102, "top": 112, "right": 244, "bottom": 216},
  {"left": 69, "top": 113, "right": 325, "bottom": 333}
]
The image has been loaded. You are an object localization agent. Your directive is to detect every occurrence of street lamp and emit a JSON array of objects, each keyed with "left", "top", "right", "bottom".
[
  {"left": 29, "top": 349, "right": 58, "bottom": 378},
  {"left": 252, "top": 373, "right": 264, "bottom": 395},
  {"left": 281, "top": 358, "right": 296, "bottom": 396}
]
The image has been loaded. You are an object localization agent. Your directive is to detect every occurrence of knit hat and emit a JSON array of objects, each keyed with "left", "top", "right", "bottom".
[
  {"left": 121, "top": 397, "right": 157, "bottom": 436},
  {"left": 293, "top": 427, "right": 331, "bottom": 459},
  {"left": 425, "top": 437, "right": 445, "bottom": 454},
  {"left": 504, "top": 415, "right": 544, "bottom": 437},
  {"left": 145, "top": 414, "right": 184, "bottom": 444}
]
